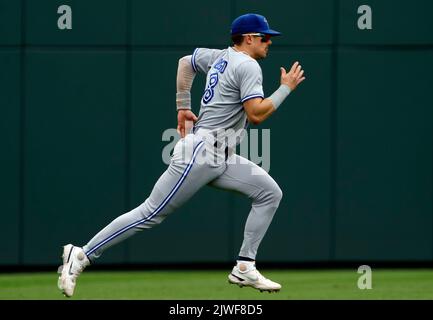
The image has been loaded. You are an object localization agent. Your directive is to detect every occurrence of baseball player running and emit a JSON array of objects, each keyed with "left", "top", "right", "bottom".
[{"left": 58, "top": 13, "right": 305, "bottom": 297}]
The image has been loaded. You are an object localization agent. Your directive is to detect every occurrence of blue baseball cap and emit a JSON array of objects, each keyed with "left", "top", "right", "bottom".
[{"left": 230, "top": 13, "right": 281, "bottom": 36}]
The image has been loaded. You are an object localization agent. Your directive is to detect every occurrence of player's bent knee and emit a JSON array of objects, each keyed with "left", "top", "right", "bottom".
[
  {"left": 256, "top": 184, "right": 283, "bottom": 206},
  {"left": 272, "top": 185, "right": 283, "bottom": 205}
]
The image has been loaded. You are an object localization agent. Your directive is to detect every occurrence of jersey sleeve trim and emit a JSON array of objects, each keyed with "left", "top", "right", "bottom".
[
  {"left": 191, "top": 48, "right": 199, "bottom": 73},
  {"left": 241, "top": 94, "right": 264, "bottom": 103}
]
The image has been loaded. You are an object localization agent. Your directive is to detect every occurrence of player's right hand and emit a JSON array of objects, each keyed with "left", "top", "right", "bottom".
[
  {"left": 177, "top": 110, "right": 198, "bottom": 138},
  {"left": 280, "top": 61, "right": 306, "bottom": 91}
]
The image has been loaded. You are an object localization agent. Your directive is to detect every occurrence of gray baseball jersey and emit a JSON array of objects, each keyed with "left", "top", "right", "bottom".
[{"left": 192, "top": 47, "right": 264, "bottom": 143}]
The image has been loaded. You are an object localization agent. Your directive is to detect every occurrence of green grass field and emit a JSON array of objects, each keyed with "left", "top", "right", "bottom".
[{"left": 1, "top": 269, "right": 432, "bottom": 300}]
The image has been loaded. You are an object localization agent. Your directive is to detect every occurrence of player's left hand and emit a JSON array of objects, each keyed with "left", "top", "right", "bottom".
[
  {"left": 281, "top": 61, "right": 306, "bottom": 91},
  {"left": 177, "top": 110, "right": 198, "bottom": 138}
]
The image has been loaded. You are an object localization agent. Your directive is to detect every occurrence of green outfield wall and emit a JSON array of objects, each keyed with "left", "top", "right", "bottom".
[{"left": 1, "top": 0, "right": 432, "bottom": 266}]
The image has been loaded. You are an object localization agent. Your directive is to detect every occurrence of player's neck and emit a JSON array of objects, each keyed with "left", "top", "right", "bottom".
[{"left": 232, "top": 45, "right": 252, "bottom": 58}]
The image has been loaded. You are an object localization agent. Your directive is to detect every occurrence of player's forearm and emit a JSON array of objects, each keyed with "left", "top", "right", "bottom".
[
  {"left": 176, "top": 55, "right": 196, "bottom": 111},
  {"left": 246, "top": 98, "right": 276, "bottom": 124},
  {"left": 245, "top": 85, "right": 291, "bottom": 125}
]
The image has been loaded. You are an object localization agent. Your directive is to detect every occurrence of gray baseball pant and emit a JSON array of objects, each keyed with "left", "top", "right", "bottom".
[{"left": 83, "top": 133, "right": 282, "bottom": 261}]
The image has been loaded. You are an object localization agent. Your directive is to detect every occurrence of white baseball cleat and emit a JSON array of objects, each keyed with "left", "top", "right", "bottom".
[
  {"left": 57, "top": 244, "right": 90, "bottom": 297},
  {"left": 228, "top": 263, "right": 281, "bottom": 293}
]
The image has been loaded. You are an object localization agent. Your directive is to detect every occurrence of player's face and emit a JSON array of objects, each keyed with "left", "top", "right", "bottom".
[{"left": 252, "top": 34, "right": 272, "bottom": 60}]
